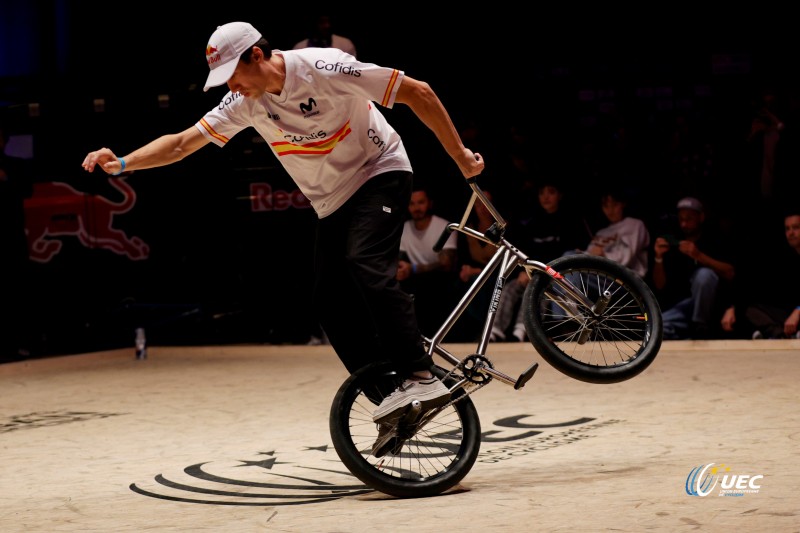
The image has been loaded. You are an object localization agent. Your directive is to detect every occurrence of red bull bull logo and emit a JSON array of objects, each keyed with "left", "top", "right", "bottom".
[
  {"left": 24, "top": 177, "right": 150, "bottom": 263},
  {"left": 206, "top": 45, "right": 220, "bottom": 66}
]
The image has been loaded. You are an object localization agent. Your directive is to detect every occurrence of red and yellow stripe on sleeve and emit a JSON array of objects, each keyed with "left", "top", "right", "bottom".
[
  {"left": 198, "top": 118, "right": 230, "bottom": 144},
  {"left": 381, "top": 69, "right": 401, "bottom": 107}
]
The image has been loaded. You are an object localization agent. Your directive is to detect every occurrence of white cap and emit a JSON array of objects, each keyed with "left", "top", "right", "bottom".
[
  {"left": 676, "top": 197, "right": 704, "bottom": 213},
  {"left": 203, "top": 22, "right": 262, "bottom": 92}
]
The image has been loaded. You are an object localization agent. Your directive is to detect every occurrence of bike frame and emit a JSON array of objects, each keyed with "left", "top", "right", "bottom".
[{"left": 422, "top": 180, "right": 596, "bottom": 389}]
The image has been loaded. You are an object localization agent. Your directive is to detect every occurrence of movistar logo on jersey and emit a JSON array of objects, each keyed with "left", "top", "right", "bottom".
[
  {"left": 314, "top": 60, "right": 362, "bottom": 77},
  {"left": 299, "top": 98, "right": 320, "bottom": 119},
  {"left": 300, "top": 98, "right": 317, "bottom": 113}
]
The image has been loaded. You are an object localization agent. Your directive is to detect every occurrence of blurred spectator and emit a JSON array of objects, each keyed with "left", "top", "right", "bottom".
[
  {"left": 720, "top": 210, "right": 800, "bottom": 339},
  {"left": 451, "top": 189, "right": 498, "bottom": 341},
  {"left": 650, "top": 197, "right": 736, "bottom": 339},
  {"left": 398, "top": 185, "right": 458, "bottom": 336},
  {"left": 491, "top": 177, "right": 587, "bottom": 342},
  {"left": 293, "top": 13, "right": 357, "bottom": 57},
  {"left": 583, "top": 187, "right": 650, "bottom": 278}
]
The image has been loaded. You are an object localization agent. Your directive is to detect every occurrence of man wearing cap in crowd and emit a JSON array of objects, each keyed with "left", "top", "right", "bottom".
[
  {"left": 650, "top": 196, "right": 736, "bottom": 339},
  {"left": 81, "top": 22, "right": 484, "bottom": 435}
]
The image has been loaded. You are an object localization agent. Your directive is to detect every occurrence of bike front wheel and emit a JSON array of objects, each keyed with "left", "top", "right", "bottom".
[
  {"left": 329, "top": 363, "right": 481, "bottom": 498},
  {"left": 522, "top": 254, "right": 663, "bottom": 384}
]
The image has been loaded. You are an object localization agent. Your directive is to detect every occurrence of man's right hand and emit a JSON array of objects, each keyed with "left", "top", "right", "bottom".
[
  {"left": 396, "top": 260, "right": 412, "bottom": 281},
  {"left": 82, "top": 148, "right": 123, "bottom": 175}
]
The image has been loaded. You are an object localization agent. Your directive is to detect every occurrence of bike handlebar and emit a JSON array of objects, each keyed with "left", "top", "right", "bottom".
[
  {"left": 433, "top": 178, "right": 507, "bottom": 252},
  {"left": 433, "top": 226, "right": 452, "bottom": 253}
]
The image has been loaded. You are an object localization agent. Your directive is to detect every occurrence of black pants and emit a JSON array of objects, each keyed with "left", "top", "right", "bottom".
[
  {"left": 313, "top": 171, "right": 432, "bottom": 375},
  {"left": 745, "top": 303, "right": 792, "bottom": 338}
]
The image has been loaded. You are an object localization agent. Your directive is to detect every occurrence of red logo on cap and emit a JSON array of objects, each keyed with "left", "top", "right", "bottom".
[{"left": 205, "top": 45, "right": 218, "bottom": 57}]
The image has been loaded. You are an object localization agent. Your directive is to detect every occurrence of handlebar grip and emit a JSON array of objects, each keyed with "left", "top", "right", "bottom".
[{"left": 433, "top": 226, "right": 453, "bottom": 252}]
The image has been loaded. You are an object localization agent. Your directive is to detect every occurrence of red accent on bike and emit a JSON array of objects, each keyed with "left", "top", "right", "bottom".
[{"left": 546, "top": 266, "right": 563, "bottom": 279}]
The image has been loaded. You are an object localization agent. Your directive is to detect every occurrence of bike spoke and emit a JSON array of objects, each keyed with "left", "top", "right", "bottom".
[{"left": 539, "top": 266, "right": 651, "bottom": 368}]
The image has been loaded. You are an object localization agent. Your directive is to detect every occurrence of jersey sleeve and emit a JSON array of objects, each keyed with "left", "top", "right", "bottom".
[
  {"left": 195, "top": 92, "right": 252, "bottom": 147},
  {"left": 298, "top": 48, "right": 404, "bottom": 109}
]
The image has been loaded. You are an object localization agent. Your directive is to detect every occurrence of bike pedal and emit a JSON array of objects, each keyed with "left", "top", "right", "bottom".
[
  {"left": 372, "top": 427, "right": 402, "bottom": 458},
  {"left": 514, "top": 362, "right": 539, "bottom": 390}
]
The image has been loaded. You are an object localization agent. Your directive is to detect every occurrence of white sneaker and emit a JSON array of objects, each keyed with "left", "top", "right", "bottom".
[
  {"left": 489, "top": 328, "right": 505, "bottom": 342},
  {"left": 372, "top": 377, "right": 450, "bottom": 423}
]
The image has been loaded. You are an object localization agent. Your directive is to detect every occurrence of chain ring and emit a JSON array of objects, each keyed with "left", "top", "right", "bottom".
[{"left": 460, "top": 354, "right": 494, "bottom": 384}]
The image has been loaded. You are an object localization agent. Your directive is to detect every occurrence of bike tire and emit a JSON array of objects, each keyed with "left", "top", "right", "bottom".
[
  {"left": 522, "top": 254, "right": 662, "bottom": 384},
  {"left": 329, "top": 363, "right": 481, "bottom": 498}
]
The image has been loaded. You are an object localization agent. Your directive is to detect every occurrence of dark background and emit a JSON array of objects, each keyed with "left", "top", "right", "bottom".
[{"left": 2, "top": 2, "right": 798, "bottom": 358}]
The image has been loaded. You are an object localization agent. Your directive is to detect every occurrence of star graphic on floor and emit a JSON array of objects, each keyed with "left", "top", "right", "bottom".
[{"left": 237, "top": 451, "right": 287, "bottom": 470}]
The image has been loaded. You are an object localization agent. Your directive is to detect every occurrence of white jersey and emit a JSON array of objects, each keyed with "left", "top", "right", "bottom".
[
  {"left": 400, "top": 215, "right": 457, "bottom": 265},
  {"left": 196, "top": 48, "right": 411, "bottom": 218}
]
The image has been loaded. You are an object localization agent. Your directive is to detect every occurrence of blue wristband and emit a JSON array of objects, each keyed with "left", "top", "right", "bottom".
[
  {"left": 412, "top": 263, "right": 417, "bottom": 274},
  {"left": 112, "top": 158, "right": 126, "bottom": 176}
]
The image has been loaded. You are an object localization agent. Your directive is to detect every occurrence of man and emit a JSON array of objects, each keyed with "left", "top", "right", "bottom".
[
  {"left": 81, "top": 22, "right": 484, "bottom": 424},
  {"left": 720, "top": 210, "right": 800, "bottom": 339},
  {"left": 651, "top": 197, "right": 735, "bottom": 339},
  {"left": 397, "top": 186, "right": 458, "bottom": 336},
  {"left": 292, "top": 13, "right": 357, "bottom": 58},
  {"left": 491, "top": 178, "right": 586, "bottom": 342}
]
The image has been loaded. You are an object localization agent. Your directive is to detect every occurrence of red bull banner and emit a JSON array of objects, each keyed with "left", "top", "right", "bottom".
[{"left": 24, "top": 177, "right": 150, "bottom": 263}]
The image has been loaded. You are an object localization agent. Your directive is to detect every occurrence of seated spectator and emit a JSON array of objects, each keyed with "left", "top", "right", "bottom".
[
  {"left": 650, "top": 197, "right": 736, "bottom": 339},
  {"left": 491, "top": 177, "right": 587, "bottom": 342},
  {"left": 583, "top": 187, "right": 650, "bottom": 278},
  {"left": 398, "top": 185, "right": 458, "bottom": 336},
  {"left": 720, "top": 209, "right": 800, "bottom": 339},
  {"left": 525, "top": 187, "right": 652, "bottom": 334}
]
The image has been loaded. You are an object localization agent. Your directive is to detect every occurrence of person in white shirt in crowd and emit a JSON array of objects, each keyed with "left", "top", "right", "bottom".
[
  {"left": 397, "top": 185, "right": 458, "bottom": 336},
  {"left": 583, "top": 188, "right": 650, "bottom": 278}
]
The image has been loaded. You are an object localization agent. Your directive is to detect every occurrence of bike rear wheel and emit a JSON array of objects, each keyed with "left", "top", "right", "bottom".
[
  {"left": 329, "top": 364, "right": 481, "bottom": 498},
  {"left": 522, "top": 254, "right": 662, "bottom": 384}
]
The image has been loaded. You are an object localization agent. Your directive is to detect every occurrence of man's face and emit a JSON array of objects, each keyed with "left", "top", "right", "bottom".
[
  {"left": 408, "top": 191, "right": 432, "bottom": 221},
  {"left": 678, "top": 208, "right": 703, "bottom": 237},
  {"left": 226, "top": 51, "right": 263, "bottom": 98},
  {"left": 785, "top": 215, "right": 800, "bottom": 250}
]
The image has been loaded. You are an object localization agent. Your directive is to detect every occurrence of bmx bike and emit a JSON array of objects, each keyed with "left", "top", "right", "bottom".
[{"left": 329, "top": 178, "right": 663, "bottom": 498}]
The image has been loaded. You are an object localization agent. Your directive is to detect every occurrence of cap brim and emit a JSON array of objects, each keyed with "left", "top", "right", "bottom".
[{"left": 203, "top": 59, "right": 238, "bottom": 92}]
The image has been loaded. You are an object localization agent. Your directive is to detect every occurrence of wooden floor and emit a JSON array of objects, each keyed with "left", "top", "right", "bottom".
[{"left": 1, "top": 339, "right": 798, "bottom": 532}]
